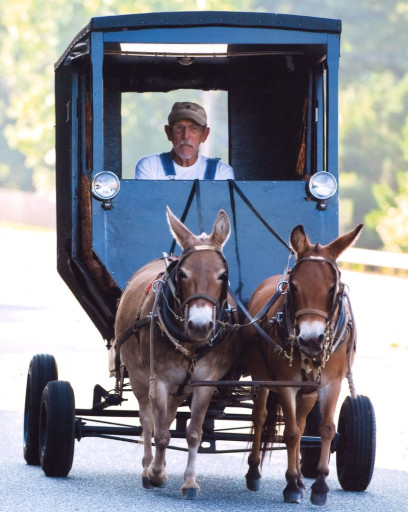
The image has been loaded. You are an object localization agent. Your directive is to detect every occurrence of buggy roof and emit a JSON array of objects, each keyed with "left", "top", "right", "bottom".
[{"left": 55, "top": 11, "right": 341, "bottom": 70}]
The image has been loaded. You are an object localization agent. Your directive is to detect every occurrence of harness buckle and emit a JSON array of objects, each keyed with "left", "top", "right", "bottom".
[
  {"left": 277, "top": 280, "right": 288, "bottom": 294},
  {"left": 151, "top": 278, "right": 165, "bottom": 293}
]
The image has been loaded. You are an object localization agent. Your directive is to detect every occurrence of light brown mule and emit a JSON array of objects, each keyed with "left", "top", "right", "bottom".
[
  {"left": 115, "top": 207, "right": 237, "bottom": 499},
  {"left": 243, "top": 224, "right": 363, "bottom": 506}
]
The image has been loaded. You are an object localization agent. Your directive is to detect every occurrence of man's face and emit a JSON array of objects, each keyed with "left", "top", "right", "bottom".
[{"left": 165, "top": 119, "right": 210, "bottom": 164}]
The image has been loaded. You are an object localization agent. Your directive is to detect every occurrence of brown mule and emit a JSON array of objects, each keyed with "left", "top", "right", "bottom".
[
  {"left": 115, "top": 207, "right": 238, "bottom": 499},
  {"left": 243, "top": 224, "right": 363, "bottom": 506}
]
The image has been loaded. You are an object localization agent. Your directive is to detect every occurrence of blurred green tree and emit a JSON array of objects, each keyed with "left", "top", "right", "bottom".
[
  {"left": 0, "top": 0, "right": 253, "bottom": 192},
  {"left": 1, "top": 0, "right": 408, "bottom": 251}
]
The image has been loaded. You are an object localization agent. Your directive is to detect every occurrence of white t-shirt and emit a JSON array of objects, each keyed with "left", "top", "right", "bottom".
[{"left": 135, "top": 153, "right": 234, "bottom": 180}]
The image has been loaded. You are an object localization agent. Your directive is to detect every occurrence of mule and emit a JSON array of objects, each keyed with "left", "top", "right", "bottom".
[
  {"left": 243, "top": 224, "right": 363, "bottom": 506},
  {"left": 114, "top": 207, "right": 237, "bottom": 499}
]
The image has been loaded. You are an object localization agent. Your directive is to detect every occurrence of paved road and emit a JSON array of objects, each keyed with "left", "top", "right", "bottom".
[{"left": 1, "top": 228, "right": 407, "bottom": 511}]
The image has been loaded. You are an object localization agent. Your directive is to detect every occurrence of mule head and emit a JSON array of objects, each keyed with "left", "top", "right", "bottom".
[
  {"left": 166, "top": 207, "right": 231, "bottom": 343},
  {"left": 288, "top": 224, "right": 363, "bottom": 358}
]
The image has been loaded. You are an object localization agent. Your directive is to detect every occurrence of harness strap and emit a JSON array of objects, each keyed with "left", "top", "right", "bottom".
[
  {"left": 169, "top": 180, "right": 197, "bottom": 255},
  {"left": 114, "top": 316, "right": 151, "bottom": 378},
  {"left": 181, "top": 293, "right": 219, "bottom": 309},
  {"left": 227, "top": 285, "right": 291, "bottom": 359},
  {"left": 295, "top": 308, "right": 329, "bottom": 320},
  {"left": 228, "top": 180, "right": 293, "bottom": 253},
  {"left": 231, "top": 285, "right": 282, "bottom": 328}
]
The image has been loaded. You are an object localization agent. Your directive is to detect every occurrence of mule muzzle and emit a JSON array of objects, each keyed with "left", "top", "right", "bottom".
[
  {"left": 294, "top": 308, "right": 329, "bottom": 358},
  {"left": 296, "top": 332, "right": 326, "bottom": 358},
  {"left": 183, "top": 296, "right": 218, "bottom": 343},
  {"left": 186, "top": 316, "right": 215, "bottom": 342}
]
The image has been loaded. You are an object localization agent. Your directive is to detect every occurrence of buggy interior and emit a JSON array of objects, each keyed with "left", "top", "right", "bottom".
[{"left": 98, "top": 43, "right": 329, "bottom": 181}]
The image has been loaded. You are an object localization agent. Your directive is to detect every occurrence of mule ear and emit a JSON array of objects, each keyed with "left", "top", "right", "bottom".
[
  {"left": 326, "top": 224, "right": 364, "bottom": 260},
  {"left": 290, "top": 225, "right": 310, "bottom": 256},
  {"left": 209, "top": 209, "right": 231, "bottom": 249},
  {"left": 166, "top": 206, "right": 194, "bottom": 250}
]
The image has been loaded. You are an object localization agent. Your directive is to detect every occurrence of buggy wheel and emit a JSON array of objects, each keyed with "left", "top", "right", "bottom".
[
  {"left": 300, "top": 398, "right": 321, "bottom": 478},
  {"left": 23, "top": 354, "right": 58, "bottom": 465},
  {"left": 336, "top": 395, "right": 376, "bottom": 491},
  {"left": 39, "top": 380, "right": 75, "bottom": 477}
]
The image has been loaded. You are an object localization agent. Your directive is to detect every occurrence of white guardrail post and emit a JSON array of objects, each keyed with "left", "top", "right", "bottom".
[{"left": 339, "top": 248, "right": 408, "bottom": 275}]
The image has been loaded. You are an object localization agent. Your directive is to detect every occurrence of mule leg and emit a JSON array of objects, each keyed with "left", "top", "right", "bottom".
[
  {"left": 279, "top": 387, "right": 305, "bottom": 504},
  {"left": 125, "top": 369, "right": 156, "bottom": 489},
  {"left": 246, "top": 386, "right": 268, "bottom": 491},
  {"left": 295, "top": 391, "right": 317, "bottom": 491},
  {"left": 147, "top": 378, "right": 170, "bottom": 487},
  {"left": 136, "top": 391, "right": 155, "bottom": 488},
  {"left": 181, "top": 386, "right": 214, "bottom": 499},
  {"left": 310, "top": 382, "right": 341, "bottom": 506}
]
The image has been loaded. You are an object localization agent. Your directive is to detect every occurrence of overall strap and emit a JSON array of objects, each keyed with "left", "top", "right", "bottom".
[
  {"left": 160, "top": 152, "right": 220, "bottom": 179},
  {"left": 204, "top": 157, "right": 220, "bottom": 179},
  {"left": 159, "top": 151, "right": 176, "bottom": 176}
]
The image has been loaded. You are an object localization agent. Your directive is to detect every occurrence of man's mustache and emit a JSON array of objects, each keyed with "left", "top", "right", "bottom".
[{"left": 176, "top": 141, "right": 196, "bottom": 149}]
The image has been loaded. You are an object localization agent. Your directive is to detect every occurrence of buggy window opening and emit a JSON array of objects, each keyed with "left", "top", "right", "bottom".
[{"left": 101, "top": 43, "right": 331, "bottom": 182}]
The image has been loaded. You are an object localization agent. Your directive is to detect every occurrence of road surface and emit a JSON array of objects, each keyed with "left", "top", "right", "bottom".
[{"left": 0, "top": 228, "right": 407, "bottom": 511}]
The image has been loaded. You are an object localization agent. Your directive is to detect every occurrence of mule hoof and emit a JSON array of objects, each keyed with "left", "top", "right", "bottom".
[
  {"left": 142, "top": 477, "right": 166, "bottom": 489},
  {"left": 182, "top": 488, "right": 198, "bottom": 500},
  {"left": 283, "top": 490, "right": 302, "bottom": 504},
  {"left": 142, "top": 477, "right": 154, "bottom": 489},
  {"left": 311, "top": 491, "right": 327, "bottom": 506},
  {"left": 297, "top": 480, "right": 306, "bottom": 498},
  {"left": 246, "top": 476, "right": 261, "bottom": 492}
]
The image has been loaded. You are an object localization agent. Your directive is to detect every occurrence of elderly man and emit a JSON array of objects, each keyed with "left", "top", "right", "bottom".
[{"left": 135, "top": 101, "right": 234, "bottom": 180}]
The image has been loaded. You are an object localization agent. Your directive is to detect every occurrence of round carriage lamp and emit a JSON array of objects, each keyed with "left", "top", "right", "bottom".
[
  {"left": 91, "top": 171, "right": 120, "bottom": 209},
  {"left": 307, "top": 172, "right": 337, "bottom": 208}
]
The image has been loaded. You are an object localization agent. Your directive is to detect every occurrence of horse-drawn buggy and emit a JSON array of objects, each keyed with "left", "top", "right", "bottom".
[{"left": 23, "top": 10, "right": 376, "bottom": 506}]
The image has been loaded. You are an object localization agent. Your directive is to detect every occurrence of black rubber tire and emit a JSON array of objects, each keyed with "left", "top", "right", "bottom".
[
  {"left": 39, "top": 380, "right": 75, "bottom": 477},
  {"left": 23, "top": 354, "right": 58, "bottom": 465},
  {"left": 300, "top": 398, "right": 321, "bottom": 478},
  {"left": 336, "top": 395, "right": 376, "bottom": 491}
]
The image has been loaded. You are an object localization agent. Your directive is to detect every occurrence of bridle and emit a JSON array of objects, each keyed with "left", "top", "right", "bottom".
[
  {"left": 155, "top": 244, "right": 233, "bottom": 355},
  {"left": 148, "top": 244, "right": 234, "bottom": 397},
  {"left": 285, "top": 255, "right": 342, "bottom": 346},
  {"left": 280, "top": 255, "right": 355, "bottom": 382},
  {"left": 175, "top": 245, "right": 229, "bottom": 320}
]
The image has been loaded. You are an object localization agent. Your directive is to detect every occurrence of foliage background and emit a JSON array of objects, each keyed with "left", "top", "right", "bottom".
[{"left": 1, "top": 0, "right": 408, "bottom": 249}]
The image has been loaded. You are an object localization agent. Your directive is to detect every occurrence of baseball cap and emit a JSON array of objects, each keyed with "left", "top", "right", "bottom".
[{"left": 168, "top": 102, "right": 207, "bottom": 127}]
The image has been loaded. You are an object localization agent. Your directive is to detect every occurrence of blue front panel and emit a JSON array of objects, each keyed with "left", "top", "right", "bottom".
[{"left": 92, "top": 181, "right": 338, "bottom": 301}]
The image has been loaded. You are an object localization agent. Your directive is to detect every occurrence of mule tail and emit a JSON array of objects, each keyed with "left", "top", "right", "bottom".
[{"left": 260, "top": 391, "right": 282, "bottom": 466}]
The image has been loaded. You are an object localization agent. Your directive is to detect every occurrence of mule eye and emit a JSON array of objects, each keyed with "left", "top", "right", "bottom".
[
  {"left": 178, "top": 269, "right": 188, "bottom": 280},
  {"left": 290, "top": 283, "right": 298, "bottom": 293},
  {"left": 217, "top": 271, "right": 228, "bottom": 281}
]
